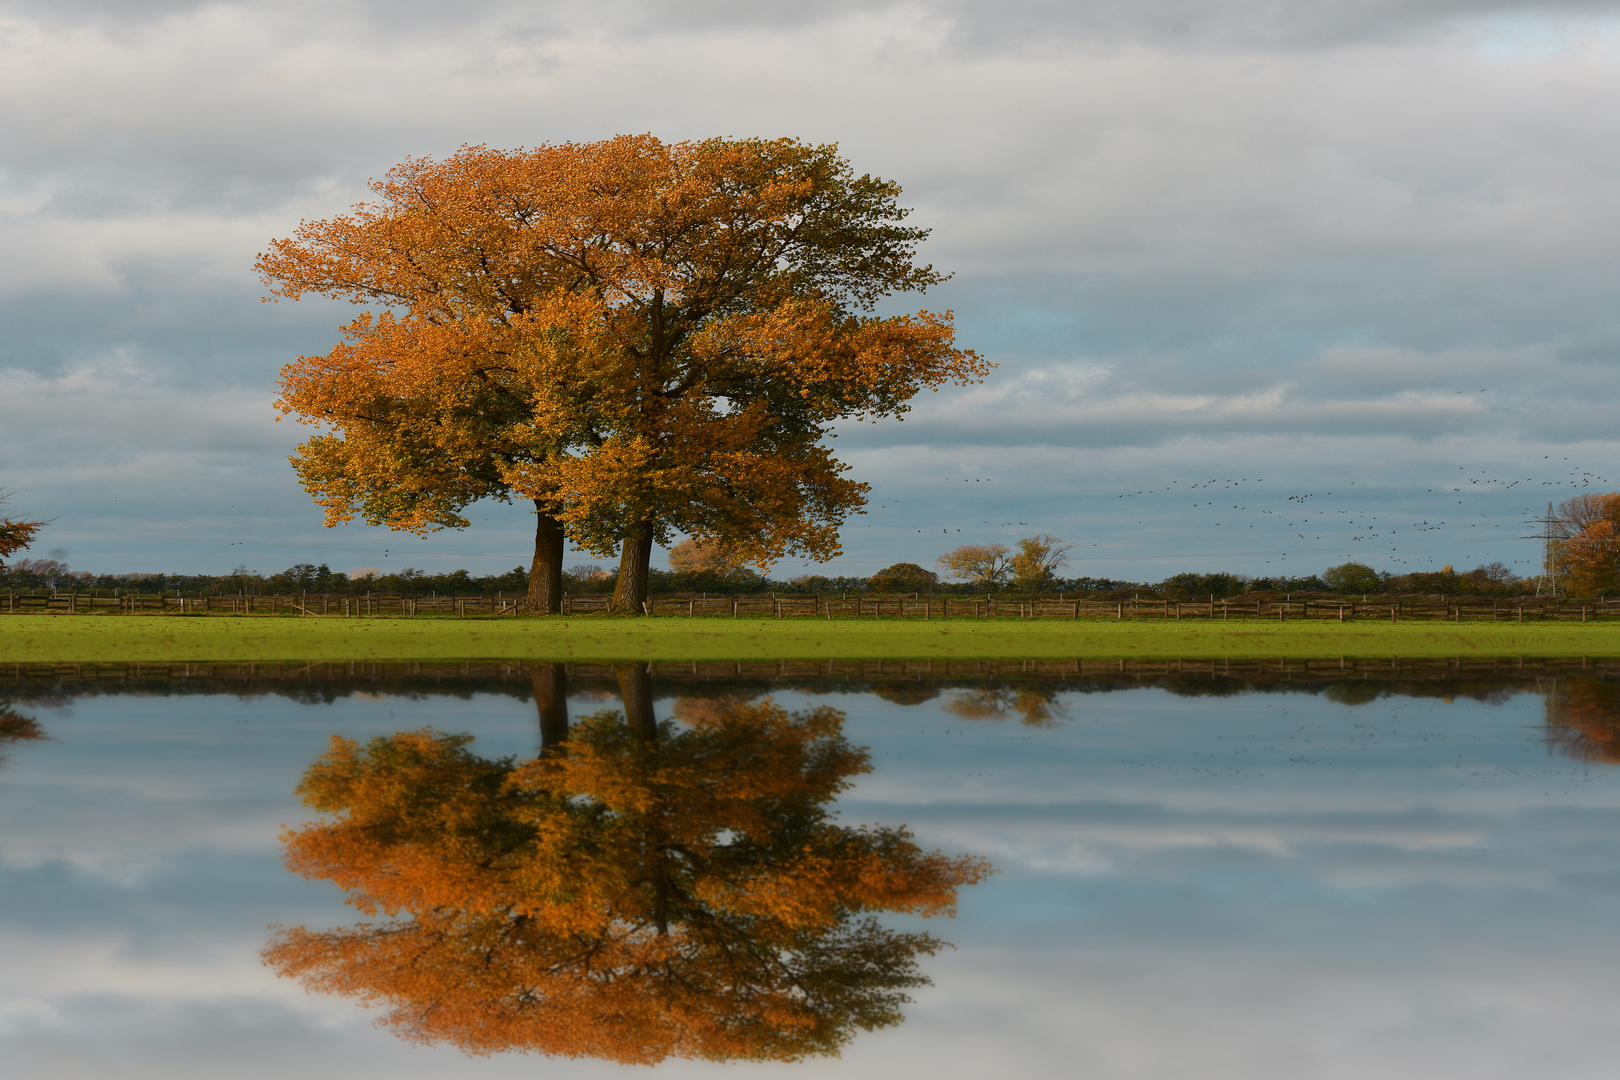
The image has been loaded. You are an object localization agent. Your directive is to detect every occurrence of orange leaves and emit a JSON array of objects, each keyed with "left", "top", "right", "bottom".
[
  {"left": 0, "top": 492, "right": 44, "bottom": 561},
  {"left": 265, "top": 699, "right": 991, "bottom": 1063},
  {"left": 259, "top": 136, "right": 989, "bottom": 586},
  {"left": 1544, "top": 676, "right": 1620, "bottom": 764},
  {"left": 1554, "top": 493, "right": 1620, "bottom": 596}
]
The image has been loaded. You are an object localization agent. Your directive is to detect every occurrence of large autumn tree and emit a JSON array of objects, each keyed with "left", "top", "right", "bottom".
[
  {"left": 263, "top": 696, "right": 990, "bottom": 1063},
  {"left": 1552, "top": 493, "right": 1620, "bottom": 596},
  {"left": 259, "top": 137, "right": 988, "bottom": 613}
]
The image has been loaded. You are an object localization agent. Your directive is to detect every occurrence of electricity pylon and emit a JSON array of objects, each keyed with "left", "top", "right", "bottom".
[{"left": 1527, "top": 501, "right": 1563, "bottom": 597}]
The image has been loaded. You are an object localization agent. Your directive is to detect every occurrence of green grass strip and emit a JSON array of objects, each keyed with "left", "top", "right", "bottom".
[{"left": 4, "top": 614, "right": 1620, "bottom": 662}]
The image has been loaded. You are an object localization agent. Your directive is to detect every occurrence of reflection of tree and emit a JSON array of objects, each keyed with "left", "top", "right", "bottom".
[
  {"left": 1545, "top": 677, "right": 1620, "bottom": 763},
  {"left": 264, "top": 693, "right": 991, "bottom": 1064},
  {"left": 868, "top": 681, "right": 941, "bottom": 707},
  {"left": 943, "top": 685, "right": 1066, "bottom": 726},
  {"left": 0, "top": 705, "right": 45, "bottom": 768}
]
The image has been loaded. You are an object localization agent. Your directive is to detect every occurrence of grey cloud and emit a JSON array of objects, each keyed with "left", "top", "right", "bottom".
[
  {"left": 933, "top": 0, "right": 1620, "bottom": 52},
  {"left": 2, "top": 0, "right": 1619, "bottom": 576}
]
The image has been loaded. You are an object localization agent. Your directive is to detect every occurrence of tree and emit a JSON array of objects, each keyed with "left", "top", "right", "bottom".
[
  {"left": 667, "top": 538, "right": 753, "bottom": 580},
  {"left": 0, "top": 492, "right": 44, "bottom": 563},
  {"left": 1159, "top": 572, "right": 1246, "bottom": 601},
  {"left": 1322, "top": 561, "right": 1383, "bottom": 595},
  {"left": 263, "top": 697, "right": 991, "bottom": 1063},
  {"left": 1553, "top": 493, "right": 1620, "bottom": 596},
  {"left": 259, "top": 137, "right": 989, "bottom": 614},
  {"left": 1008, "top": 535, "right": 1072, "bottom": 591},
  {"left": 867, "top": 562, "right": 937, "bottom": 593},
  {"left": 937, "top": 543, "right": 1011, "bottom": 588}
]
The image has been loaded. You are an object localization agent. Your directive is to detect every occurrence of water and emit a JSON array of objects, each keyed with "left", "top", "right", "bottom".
[{"left": 5, "top": 660, "right": 1620, "bottom": 1079}]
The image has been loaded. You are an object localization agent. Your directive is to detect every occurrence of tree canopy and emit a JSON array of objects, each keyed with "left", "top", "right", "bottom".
[
  {"left": 1553, "top": 493, "right": 1620, "bottom": 596},
  {"left": 868, "top": 562, "right": 938, "bottom": 592},
  {"left": 263, "top": 697, "right": 991, "bottom": 1063},
  {"left": 937, "top": 543, "right": 1011, "bottom": 588},
  {"left": 1008, "top": 535, "right": 1072, "bottom": 591},
  {"left": 0, "top": 492, "right": 44, "bottom": 563},
  {"left": 1322, "top": 561, "right": 1384, "bottom": 595},
  {"left": 260, "top": 136, "right": 988, "bottom": 613}
]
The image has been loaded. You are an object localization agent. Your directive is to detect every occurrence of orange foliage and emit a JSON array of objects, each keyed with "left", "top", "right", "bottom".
[
  {"left": 1545, "top": 677, "right": 1620, "bottom": 763},
  {"left": 259, "top": 137, "right": 990, "bottom": 610},
  {"left": 264, "top": 700, "right": 992, "bottom": 1063},
  {"left": 0, "top": 492, "right": 44, "bottom": 561},
  {"left": 1554, "top": 493, "right": 1620, "bottom": 596}
]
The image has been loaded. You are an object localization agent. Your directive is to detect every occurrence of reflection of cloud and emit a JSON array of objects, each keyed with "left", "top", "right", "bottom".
[
  {"left": 916, "top": 809, "right": 1488, "bottom": 877},
  {"left": 10, "top": 682, "right": 1620, "bottom": 1077}
]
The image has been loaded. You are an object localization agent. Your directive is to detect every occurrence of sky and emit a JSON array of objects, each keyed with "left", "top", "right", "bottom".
[
  {"left": 5, "top": 680, "right": 1620, "bottom": 1078},
  {"left": 4, "top": 0, "right": 1620, "bottom": 582}
]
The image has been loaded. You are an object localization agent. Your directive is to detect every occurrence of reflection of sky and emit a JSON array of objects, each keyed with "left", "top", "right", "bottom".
[{"left": 5, "top": 684, "right": 1620, "bottom": 1078}]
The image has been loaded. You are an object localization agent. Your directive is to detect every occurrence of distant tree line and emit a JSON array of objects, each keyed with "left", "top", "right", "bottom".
[{"left": 0, "top": 552, "right": 1555, "bottom": 600}]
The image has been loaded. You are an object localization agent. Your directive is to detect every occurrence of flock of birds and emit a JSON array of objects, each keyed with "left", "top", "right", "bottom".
[{"left": 868, "top": 456, "right": 1613, "bottom": 572}]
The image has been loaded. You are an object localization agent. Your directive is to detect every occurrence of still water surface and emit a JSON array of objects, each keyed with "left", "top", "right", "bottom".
[{"left": 4, "top": 661, "right": 1620, "bottom": 1079}]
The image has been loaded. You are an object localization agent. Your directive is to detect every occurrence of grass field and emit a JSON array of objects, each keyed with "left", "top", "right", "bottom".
[{"left": 3, "top": 613, "right": 1620, "bottom": 663}]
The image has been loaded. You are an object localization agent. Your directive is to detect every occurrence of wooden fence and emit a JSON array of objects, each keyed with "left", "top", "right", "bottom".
[
  {"left": 0, "top": 593, "right": 524, "bottom": 616},
  {"left": 6, "top": 591, "right": 1620, "bottom": 621}
]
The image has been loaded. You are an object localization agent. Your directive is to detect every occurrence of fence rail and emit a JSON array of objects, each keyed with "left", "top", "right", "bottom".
[
  {"left": 6, "top": 591, "right": 1620, "bottom": 621},
  {"left": 0, "top": 593, "right": 525, "bottom": 616}
]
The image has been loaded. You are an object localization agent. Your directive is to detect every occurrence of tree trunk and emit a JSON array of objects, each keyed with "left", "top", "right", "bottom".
[
  {"left": 527, "top": 502, "right": 564, "bottom": 615},
  {"left": 610, "top": 519, "right": 654, "bottom": 614},
  {"left": 614, "top": 663, "right": 658, "bottom": 742},
  {"left": 532, "top": 663, "right": 568, "bottom": 752}
]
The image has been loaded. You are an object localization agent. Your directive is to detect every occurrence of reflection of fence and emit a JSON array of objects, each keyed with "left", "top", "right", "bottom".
[
  {"left": 5, "top": 591, "right": 1620, "bottom": 621},
  {"left": 7, "top": 656, "right": 1620, "bottom": 689}
]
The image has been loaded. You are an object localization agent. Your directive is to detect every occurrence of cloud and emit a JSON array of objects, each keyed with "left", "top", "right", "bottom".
[{"left": 2, "top": 0, "right": 1619, "bottom": 574}]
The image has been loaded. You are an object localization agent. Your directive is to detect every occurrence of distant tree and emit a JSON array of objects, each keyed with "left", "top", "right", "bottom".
[
  {"left": 0, "top": 492, "right": 44, "bottom": 563},
  {"left": 1553, "top": 493, "right": 1620, "bottom": 596},
  {"left": 868, "top": 562, "right": 938, "bottom": 593},
  {"left": 1322, "top": 562, "right": 1383, "bottom": 595},
  {"left": 937, "top": 544, "right": 1011, "bottom": 588},
  {"left": 1159, "top": 572, "right": 1246, "bottom": 601},
  {"left": 1008, "top": 536, "right": 1073, "bottom": 592},
  {"left": 667, "top": 539, "right": 753, "bottom": 580},
  {"left": 1462, "top": 562, "right": 1519, "bottom": 595}
]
